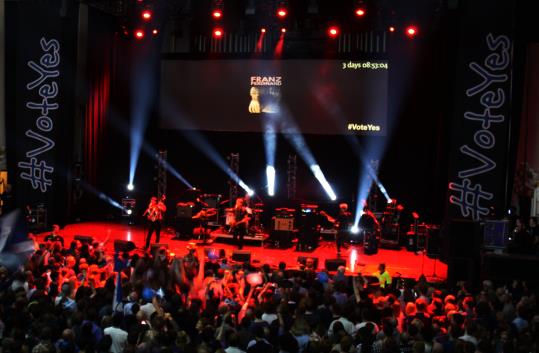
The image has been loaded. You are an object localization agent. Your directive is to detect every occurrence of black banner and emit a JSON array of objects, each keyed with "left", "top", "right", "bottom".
[
  {"left": 7, "top": 1, "right": 77, "bottom": 224},
  {"left": 446, "top": 0, "right": 515, "bottom": 220}
]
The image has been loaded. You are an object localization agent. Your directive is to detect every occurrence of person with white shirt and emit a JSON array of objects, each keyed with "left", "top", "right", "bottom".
[
  {"left": 103, "top": 314, "right": 128, "bottom": 353},
  {"left": 328, "top": 304, "right": 356, "bottom": 337}
]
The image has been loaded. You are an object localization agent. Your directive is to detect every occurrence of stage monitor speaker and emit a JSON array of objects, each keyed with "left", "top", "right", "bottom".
[
  {"left": 205, "top": 248, "right": 226, "bottom": 259},
  {"left": 114, "top": 240, "right": 136, "bottom": 253},
  {"left": 150, "top": 243, "right": 169, "bottom": 255},
  {"left": 75, "top": 235, "right": 94, "bottom": 244},
  {"left": 325, "top": 258, "right": 346, "bottom": 272},
  {"left": 232, "top": 250, "right": 251, "bottom": 263},
  {"left": 297, "top": 256, "right": 319, "bottom": 270}
]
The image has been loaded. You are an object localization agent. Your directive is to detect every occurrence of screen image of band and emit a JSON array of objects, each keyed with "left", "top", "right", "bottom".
[{"left": 160, "top": 59, "right": 388, "bottom": 135}]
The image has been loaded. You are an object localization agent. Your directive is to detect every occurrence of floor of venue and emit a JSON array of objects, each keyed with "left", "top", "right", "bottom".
[{"left": 40, "top": 221, "right": 447, "bottom": 281}]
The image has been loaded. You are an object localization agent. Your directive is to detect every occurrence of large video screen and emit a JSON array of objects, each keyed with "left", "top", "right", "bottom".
[{"left": 160, "top": 59, "right": 388, "bottom": 135}]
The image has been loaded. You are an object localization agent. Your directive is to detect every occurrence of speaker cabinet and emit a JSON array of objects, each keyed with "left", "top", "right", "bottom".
[
  {"left": 113, "top": 240, "right": 136, "bottom": 253},
  {"left": 232, "top": 250, "right": 251, "bottom": 263},
  {"left": 74, "top": 235, "right": 93, "bottom": 244}
]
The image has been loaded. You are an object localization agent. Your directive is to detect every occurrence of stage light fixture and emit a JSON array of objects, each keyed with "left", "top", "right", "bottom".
[
  {"left": 152, "top": 29, "right": 159, "bottom": 36},
  {"left": 135, "top": 29, "right": 144, "bottom": 39},
  {"left": 281, "top": 27, "right": 287, "bottom": 33},
  {"left": 142, "top": 9, "right": 152, "bottom": 20},
  {"left": 213, "top": 28, "right": 223, "bottom": 38},
  {"left": 406, "top": 25, "right": 418, "bottom": 38},
  {"left": 354, "top": 0, "right": 366, "bottom": 17},
  {"left": 276, "top": 0, "right": 288, "bottom": 18},
  {"left": 212, "top": 0, "right": 224, "bottom": 19},
  {"left": 126, "top": 209, "right": 133, "bottom": 215},
  {"left": 350, "top": 225, "right": 360, "bottom": 234},
  {"left": 389, "top": 26, "right": 395, "bottom": 32},
  {"left": 127, "top": 183, "right": 134, "bottom": 191},
  {"left": 328, "top": 26, "right": 339, "bottom": 38},
  {"left": 261, "top": 28, "right": 266, "bottom": 33},
  {"left": 212, "top": 9, "right": 222, "bottom": 19}
]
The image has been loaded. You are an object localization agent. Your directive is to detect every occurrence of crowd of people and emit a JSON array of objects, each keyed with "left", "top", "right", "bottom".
[
  {"left": 509, "top": 217, "right": 539, "bottom": 254},
  {"left": 0, "top": 233, "right": 537, "bottom": 353}
]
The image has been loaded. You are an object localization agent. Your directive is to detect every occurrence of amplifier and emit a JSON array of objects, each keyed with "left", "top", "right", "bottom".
[
  {"left": 274, "top": 217, "right": 294, "bottom": 231},
  {"left": 176, "top": 203, "right": 194, "bottom": 218}
]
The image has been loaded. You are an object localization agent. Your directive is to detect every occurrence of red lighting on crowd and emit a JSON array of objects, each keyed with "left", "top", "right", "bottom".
[
  {"left": 328, "top": 26, "right": 339, "bottom": 38},
  {"left": 135, "top": 30, "right": 144, "bottom": 39},
  {"left": 281, "top": 27, "right": 287, "bottom": 33},
  {"left": 212, "top": 10, "right": 222, "bottom": 19},
  {"left": 277, "top": 8, "right": 287, "bottom": 18},
  {"left": 142, "top": 10, "right": 152, "bottom": 20},
  {"left": 389, "top": 26, "right": 396, "bottom": 33},
  {"left": 213, "top": 28, "right": 223, "bottom": 38},
  {"left": 355, "top": 8, "right": 366, "bottom": 17},
  {"left": 406, "top": 25, "right": 418, "bottom": 38}
]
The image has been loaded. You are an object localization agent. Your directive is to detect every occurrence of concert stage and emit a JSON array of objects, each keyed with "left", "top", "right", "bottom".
[{"left": 44, "top": 221, "right": 447, "bottom": 281}]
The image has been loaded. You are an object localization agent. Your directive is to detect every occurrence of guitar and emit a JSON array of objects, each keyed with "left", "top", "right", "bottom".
[
  {"left": 320, "top": 210, "right": 339, "bottom": 228},
  {"left": 229, "top": 210, "right": 250, "bottom": 231}
]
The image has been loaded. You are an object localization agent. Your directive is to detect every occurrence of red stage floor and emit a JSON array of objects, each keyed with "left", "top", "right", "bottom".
[{"left": 42, "top": 221, "right": 447, "bottom": 281}]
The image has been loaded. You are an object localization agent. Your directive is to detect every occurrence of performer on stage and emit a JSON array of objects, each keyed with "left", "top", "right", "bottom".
[
  {"left": 321, "top": 203, "right": 352, "bottom": 257},
  {"left": 360, "top": 203, "right": 380, "bottom": 254},
  {"left": 230, "top": 197, "right": 250, "bottom": 249},
  {"left": 143, "top": 195, "right": 167, "bottom": 250},
  {"left": 359, "top": 203, "right": 379, "bottom": 231}
]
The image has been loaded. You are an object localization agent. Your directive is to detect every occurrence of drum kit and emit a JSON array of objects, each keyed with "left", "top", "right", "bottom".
[
  {"left": 175, "top": 189, "right": 266, "bottom": 240},
  {"left": 224, "top": 203, "right": 264, "bottom": 234}
]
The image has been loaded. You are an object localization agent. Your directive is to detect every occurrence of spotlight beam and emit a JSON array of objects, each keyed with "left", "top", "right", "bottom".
[
  {"left": 161, "top": 98, "right": 254, "bottom": 196},
  {"left": 128, "top": 49, "right": 158, "bottom": 189},
  {"left": 263, "top": 118, "right": 277, "bottom": 196},
  {"left": 108, "top": 108, "right": 194, "bottom": 189},
  {"left": 281, "top": 116, "right": 337, "bottom": 201}
]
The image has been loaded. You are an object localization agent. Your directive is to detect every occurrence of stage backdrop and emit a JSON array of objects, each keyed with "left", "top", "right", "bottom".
[
  {"left": 446, "top": 0, "right": 515, "bottom": 221},
  {"left": 6, "top": 0, "right": 77, "bottom": 225}
]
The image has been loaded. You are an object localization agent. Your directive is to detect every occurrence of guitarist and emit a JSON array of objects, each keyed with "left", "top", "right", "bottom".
[
  {"left": 321, "top": 203, "right": 352, "bottom": 257},
  {"left": 143, "top": 195, "right": 167, "bottom": 250},
  {"left": 230, "top": 197, "right": 250, "bottom": 250}
]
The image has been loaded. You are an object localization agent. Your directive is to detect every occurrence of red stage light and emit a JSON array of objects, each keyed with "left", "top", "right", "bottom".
[
  {"left": 135, "top": 30, "right": 144, "bottom": 39},
  {"left": 277, "top": 8, "right": 287, "bottom": 18},
  {"left": 328, "top": 26, "right": 339, "bottom": 38},
  {"left": 355, "top": 8, "right": 366, "bottom": 17},
  {"left": 389, "top": 26, "right": 396, "bottom": 33},
  {"left": 261, "top": 28, "right": 266, "bottom": 33},
  {"left": 213, "top": 28, "right": 223, "bottom": 38},
  {"left": 281, "top": 27, "right": 287, "bottom": 33},
  {"left": 406, "top": 25, "right": 418, "bottom": 37},
  {"left": 152, "top": 29, "right": 158, "bottom": 36},
  {"left": 212, "top": 10, "right": 222, "bottom": 19},
  {"left": 142, "top": 10, "right": 152, "bottom": 20}
]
